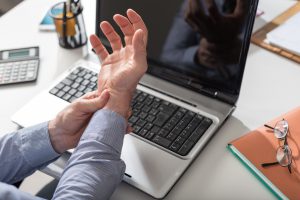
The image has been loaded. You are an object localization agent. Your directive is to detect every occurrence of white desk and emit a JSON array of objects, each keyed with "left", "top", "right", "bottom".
[{"left": 1, "top": 0, "right": 299, "bottom": 199}]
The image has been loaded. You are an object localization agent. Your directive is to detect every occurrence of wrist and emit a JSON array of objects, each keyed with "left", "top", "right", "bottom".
[
  {"left": 48, "top": 120, "right": 66, "bottom": 154},
  {"left": 103, "top": 90, "right": 132, "bottom": 118}
]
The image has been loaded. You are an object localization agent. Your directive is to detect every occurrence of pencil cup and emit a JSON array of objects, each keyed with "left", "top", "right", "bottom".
[{"left": 50, "top": 2, "right": 87, "bottom": 49}]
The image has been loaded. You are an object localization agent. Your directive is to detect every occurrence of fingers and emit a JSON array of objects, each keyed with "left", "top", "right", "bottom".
[
  {"left": 206, "top": 0, "right": 221, "bottom": 22},
  {"left": 132, "top": 29, "right": 148, "bottom": 73},
  {"left": 113, "top": 14, "right": 135, "bottom": 45},
  {"left": 126, "top": 108, "right": 133, "bottom": 134},
  {"left": 234, "top": 0, "right": 247, "bottom": 17},
  {"left": 100, "top": 21, "right": 123, "bottom": 51},
  {"left": 81, "top": 90, "right": 99, "bottom": 100},
  {"left": 127, "top": 9, "right": 148, "bottom": 46},
  {"left": 90, "top": 34, "right": 109, "bottom": 62},
  {"left": 75, "top": 89, "right": 110, "bottom": 113},
  {"left": 185, "top": 0, "right": 212, "bottom": 37},
  {"left": 126, "top": 125, "right": 133, "bottom": 134},
  {"left": 185, "top": 0, "right": 207, "bottom": 32}
]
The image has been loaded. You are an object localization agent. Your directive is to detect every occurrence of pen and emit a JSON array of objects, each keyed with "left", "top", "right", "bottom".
[{"left": 63, "top": 2, "right": 67, "bottom": 47}]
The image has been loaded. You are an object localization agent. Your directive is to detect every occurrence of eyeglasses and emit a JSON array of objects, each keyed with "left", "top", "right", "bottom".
[{"left": 261, "top": 119, "right": 292, "bottom": 174}]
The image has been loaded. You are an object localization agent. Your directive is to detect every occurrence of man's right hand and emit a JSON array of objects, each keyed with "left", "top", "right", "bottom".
[{"left": 90, "top": 9, "right": 148, "bottom": 118}]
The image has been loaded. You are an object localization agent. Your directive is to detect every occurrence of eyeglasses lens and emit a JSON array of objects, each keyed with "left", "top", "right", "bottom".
[
  {"left": 276, "top": 145, "right": 292, "bottom": 166},
  {"left": 274, "top": 120, "right": 288, "bottom": 139}
]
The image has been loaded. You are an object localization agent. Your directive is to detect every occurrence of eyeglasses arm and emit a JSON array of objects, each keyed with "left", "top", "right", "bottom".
[{"left": 261, "top": 162, "right": 278, "bottom": 167}]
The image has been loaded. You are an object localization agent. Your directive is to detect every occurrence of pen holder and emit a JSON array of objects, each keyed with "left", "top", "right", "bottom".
[{"left": 50, "top": 2, "right": 87, "bottom": 49}]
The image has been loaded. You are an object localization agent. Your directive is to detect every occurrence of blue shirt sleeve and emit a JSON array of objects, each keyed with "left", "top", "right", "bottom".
[
  {"left": 52, "top": 109, "right": 127, "bottom": 200},
  {"left": 0, "top": 182, "right": 44, "bottom": 200},
  {"left": 0, "top": 122, "right": 60, "bottom": 184}
]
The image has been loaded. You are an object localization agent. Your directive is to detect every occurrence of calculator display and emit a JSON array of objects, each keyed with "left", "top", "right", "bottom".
[{"left": 9, "top": 50, "right": 30, "bottom": 58}]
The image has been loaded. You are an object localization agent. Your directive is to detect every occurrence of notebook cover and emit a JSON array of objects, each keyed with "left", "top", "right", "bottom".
[{"left": 228, "top": 107, "right": 300, "bottom": 200}]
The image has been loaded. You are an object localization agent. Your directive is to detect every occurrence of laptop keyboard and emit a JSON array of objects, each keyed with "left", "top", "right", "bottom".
[{"left": 49, "top": 67, "right": 212, "bottom": 156}]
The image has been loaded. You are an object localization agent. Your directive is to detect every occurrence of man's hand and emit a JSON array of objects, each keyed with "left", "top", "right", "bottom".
[
  {"left": 48, "top": 90, "right": 109, "bottom": 153},
  {"left": 90, "top": 9, "right": 148, "bottom": 118},
  {"left": 185, "top": 0, "right": 246, "bottom": 75},
  {"left": 185, "top": 0, "right": 247, "bottom": 43}
]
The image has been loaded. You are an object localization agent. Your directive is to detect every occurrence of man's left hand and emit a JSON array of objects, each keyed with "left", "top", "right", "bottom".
[{"left": 48, "top": 90, "right": 110, "bottom": 154}]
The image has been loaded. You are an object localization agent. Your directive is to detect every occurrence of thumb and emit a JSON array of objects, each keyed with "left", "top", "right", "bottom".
[{"left": 76, "top": 89, "right": 110, "bottom": 113}]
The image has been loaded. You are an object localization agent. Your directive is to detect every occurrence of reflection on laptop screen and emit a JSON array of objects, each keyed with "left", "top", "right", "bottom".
[{"left": 96, "top": 0, "right": 253, "bottom": 104}]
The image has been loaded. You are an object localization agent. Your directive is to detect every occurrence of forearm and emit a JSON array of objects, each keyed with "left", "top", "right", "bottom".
[
  {"left": 0, "top": 122, "right": 60, "bottom": 184},
  {"left": 53, "top": 109, "right": 126, "bottom": 200}
]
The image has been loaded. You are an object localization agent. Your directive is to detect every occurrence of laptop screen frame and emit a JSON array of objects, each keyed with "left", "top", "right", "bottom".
[{"left": 95, "top": 0, "right": 259, "bottom": 105}]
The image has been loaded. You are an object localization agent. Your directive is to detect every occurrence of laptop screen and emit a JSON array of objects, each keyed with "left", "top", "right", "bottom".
[{"left": 95, "top": 0, "right": 258, "bottom": 104}]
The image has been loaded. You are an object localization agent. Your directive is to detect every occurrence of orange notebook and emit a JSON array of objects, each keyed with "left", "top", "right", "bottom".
[{"left": 228, "top": 107, "right": 300, "bottom": 200}]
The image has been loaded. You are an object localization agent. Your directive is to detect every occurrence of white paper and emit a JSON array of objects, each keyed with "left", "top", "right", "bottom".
[{"left": 266, "top": 13, "right": 300, "bottom": 56}]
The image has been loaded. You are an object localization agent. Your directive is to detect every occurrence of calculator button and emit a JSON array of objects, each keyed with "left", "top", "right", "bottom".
[
  {"left": 69, "top": 96, "right": 77, "bottom": 103},
  {"left": 62, "top": 94, "right": 72, "bottom": 101},
  {"left": 63, "top": 86, "right": 71, "bottom": 93},
  {"left": 55, "top": 83, "right": 65, "bottom": 89},
  {"left": 50, "top": 88, "right": 59, "bottom": 95},
  {"left": 56, "top": 91, "right": 65, "bottom": 98},
  {"left": 26, "top": 72, "right": 35, "bottom": 78}
]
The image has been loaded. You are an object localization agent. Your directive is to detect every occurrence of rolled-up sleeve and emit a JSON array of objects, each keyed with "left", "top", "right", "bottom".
[
  {"left": 52, "top": 109, "right": 127, "bottom": 200},
  {"left": 0, "top": 122, "right": 60, "bottom": 184}
]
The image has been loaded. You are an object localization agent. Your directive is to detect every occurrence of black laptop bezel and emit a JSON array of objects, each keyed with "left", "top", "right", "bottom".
[{"left": 95, "top": 0, "right": 259, "bottom": 105}]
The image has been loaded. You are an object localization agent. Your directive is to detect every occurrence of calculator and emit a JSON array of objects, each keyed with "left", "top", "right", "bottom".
[{"left": 0, "top": 46, "right": 39, "bottom": 85}]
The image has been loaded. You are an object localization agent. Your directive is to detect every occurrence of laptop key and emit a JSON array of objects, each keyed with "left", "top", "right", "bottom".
[
  {"left": 158, "top": 104, "right": 175, "bottom": 115},
  {"left": 178, "top": 140, "right": 195, "bottom": 156},
  {"left": 150, "top": 126, "right": 160, "bottom": 134},
  {"left": 136, "top": 119, "right": 146, "bottom": 127},
  {"left": 169, "top": 142, "right": 181, "bottom": 152},
  {"left": 129, "top": 116, "right": 139, "bottom": 124},
  {"left": 149, "top": 108, "right": 159, "bottom": 116},
  {"left": 142, "top": 105, "right": 151, "bottom": 112},
  {"left": 137, "top": 93, "right": 147, "bottom": 102},
  {"left": 138, "top": 129, "right": 148, "bottom": 137},
  {"left": 166, "top": 131, "right": 178, "bottom": 141},
  {"left": 144, "top": 122, "right": 153, "bottom": 130},
  {"left": 145, "top": 114, "right": 155, "bottom": 122},
  {"left": 189, "top": 118, "right": 212, "bottom": 142},
  {"left": 158, "top": 129, "right": 169, "bottom": 137},
  {"left": 152, "top": 135, "right": 171, "bottom": 148},
  {"left": 133, "top": 125, "right": 142, "bottom": 133},
  {"left": 138, "top": 111, "right": 148, "bottom": 119},
  {"left": 153, "top": 112, "right": 170, "bottom": 127},
  {"left": 145, "top": 132, "right": 155, "bottom": 140}
]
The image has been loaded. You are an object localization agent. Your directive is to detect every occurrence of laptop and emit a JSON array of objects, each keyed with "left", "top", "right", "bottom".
[{"left": 12, "top": 0, "right": 258, "bottom": 198}]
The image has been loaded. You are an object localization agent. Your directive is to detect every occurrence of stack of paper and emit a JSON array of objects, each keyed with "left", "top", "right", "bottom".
[{"left": 266, "top": 12, "right": 300, "bottom": 56}]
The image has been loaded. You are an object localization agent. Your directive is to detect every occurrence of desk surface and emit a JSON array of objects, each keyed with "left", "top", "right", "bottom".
[{"left": 1, "top": 0, "right": 300, "bottom": 199}]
